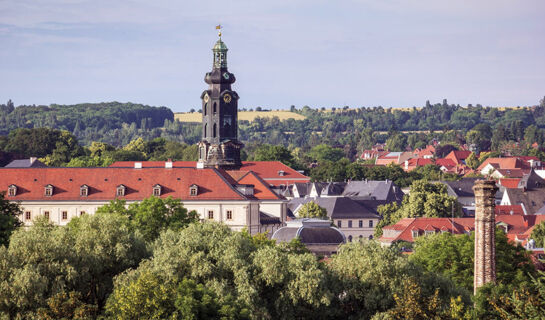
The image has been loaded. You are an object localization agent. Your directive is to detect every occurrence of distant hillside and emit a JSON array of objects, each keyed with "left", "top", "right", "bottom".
[{"left": 175, "top": 111, "right": 306, "bottom": 123}]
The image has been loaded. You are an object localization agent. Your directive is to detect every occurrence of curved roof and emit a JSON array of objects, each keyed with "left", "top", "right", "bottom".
[{"left": 272, "top": 219, "right": 346, "bottom": 245}]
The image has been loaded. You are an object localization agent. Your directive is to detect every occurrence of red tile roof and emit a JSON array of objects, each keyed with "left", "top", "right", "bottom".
[
  {"left": 445, "top": 150, "right": 472, "bottom": 165},
  {"left": 499, "top": 178, "right": 521, "bottom": 189},
  {"left": 380, "top": 215, "right": 545, "bottom": 244},
  {"left": 1, "top": 167, "right": 248, "bottom": 201},
  {"left": 109, "top": 161, "right": 310, "bottom": 186},
  {"left": 477, "top": 157, "right": 532, "bottom": 171},
  {"left": 495, "top": 205, "right": 524, "bottom": 215},
  {"left": 235, "top": 171, "right": 284, "bottom": 200},
  {"left": 435, "top": 158, "right": 456, "bottom": 168}
]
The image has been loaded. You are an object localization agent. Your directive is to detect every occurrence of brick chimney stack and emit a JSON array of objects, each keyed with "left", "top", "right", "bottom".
[{"left": 473, "top": 179, "right": 498, "bottom": 294}]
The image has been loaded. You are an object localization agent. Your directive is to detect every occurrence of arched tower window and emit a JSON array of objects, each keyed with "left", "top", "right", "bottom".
[
  {"left": 213, "top": 102, "right": 217, "bottom": 114},
  {"left": 204, "top": 123, "right": 208, "bottom": 137},
  {"left": 213, "top": 123, "right": 217, "bottom": 138},
  {"left": 204, "top": 103, "right": 208, "bottom": 116}
]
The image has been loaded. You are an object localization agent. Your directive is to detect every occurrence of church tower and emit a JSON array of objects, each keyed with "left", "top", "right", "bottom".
[{"left": 197, "top": 28, "right": 243, "bottom": 169}]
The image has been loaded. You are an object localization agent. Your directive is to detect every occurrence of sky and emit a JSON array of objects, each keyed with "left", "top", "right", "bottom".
[{"left": 1, "top": 0, "right": 544, "bottom": 112}]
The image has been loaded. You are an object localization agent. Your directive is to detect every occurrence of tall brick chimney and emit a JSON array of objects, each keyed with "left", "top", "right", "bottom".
[{"left": 472, "top": 179, "right": 498, "bottom": 294}]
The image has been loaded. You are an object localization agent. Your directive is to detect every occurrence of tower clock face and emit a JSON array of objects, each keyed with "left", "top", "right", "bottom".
[
  {"left": 223, "top": 94, "right": 232, "bottom": 103},
  {"left": 223, "top": 72, "right": 230, "bottom": 80}
]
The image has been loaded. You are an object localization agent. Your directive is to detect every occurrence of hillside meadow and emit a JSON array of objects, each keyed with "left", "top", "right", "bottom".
[{"left": 175, "top": 111, "right": 306, "bottom": 122}]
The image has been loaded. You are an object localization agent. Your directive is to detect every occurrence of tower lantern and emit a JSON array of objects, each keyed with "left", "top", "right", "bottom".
[{"left": 197, "top": 27, "right": 243, "bottom": 169}]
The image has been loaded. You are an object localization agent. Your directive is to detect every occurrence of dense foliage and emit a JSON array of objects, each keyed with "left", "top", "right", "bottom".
[
  {"left": 297, "top": 201, "right": 328, "bottom": 219},
  {"left": 0, "top": 192, "right": 23, "bottom": 247}
]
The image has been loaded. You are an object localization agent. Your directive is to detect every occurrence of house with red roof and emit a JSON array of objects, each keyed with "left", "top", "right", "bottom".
[
  {"left": 380, "top": 215, "right": 545, "bottom": 247},
  {"left": 413, "top": 145, "right": 436, "bottom": 159},
  {"left": 1, "top": 165, "right": 287, "bottom": 235},
  {"left": 444, "top": 150, "right": 472, "bottom": 166},
  {"left": 478, "top": 156, "right": 542, "bottom": 178},
  {"left": 375, "top": 151, "right": 414, "bottom": 166},
  {"left": 403, "top": 158, "right": 434, "bottom": 172},
  {"left": 109, "top": 161, "right": 310, "bottom": 187}
]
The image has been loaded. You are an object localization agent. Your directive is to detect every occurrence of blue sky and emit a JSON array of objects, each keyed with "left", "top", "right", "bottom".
[{"left": 1, "top": 0, "right": 544, "bottom": 112}]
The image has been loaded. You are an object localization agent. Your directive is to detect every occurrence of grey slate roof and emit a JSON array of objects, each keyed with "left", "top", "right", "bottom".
[
  {"left": 289, "top": 197, "right": 381, "bottom": 219},
  {"left": 342, "top": 180, "right": 403, "bottom": 202},
  {"left": 505, "top": 188, "right": 545, "bottom": 215},
  {"left": 320, "top": 182, "right": 345, "bottom": 196},
  {"left": 440, "top": 178, "right": 480, "bottom": 198},
  {"left": 5, "top": 159, "right": 47, "bottom": 168},
  {"left": 260, "top": 212, "right": 282, "bottom": 225},
  {"left": 518, "top": 169, "right": 545, "bottom": 190},
  {"left": 272, "top": 219, "right": 345, "bottom": 245}
]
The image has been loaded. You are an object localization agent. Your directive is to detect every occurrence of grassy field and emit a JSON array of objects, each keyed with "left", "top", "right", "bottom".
[{"left": 175, "top": 111, "right": 306, "bottom": 122}]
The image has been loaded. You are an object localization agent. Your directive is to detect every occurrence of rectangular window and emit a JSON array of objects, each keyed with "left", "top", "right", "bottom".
[
  {"left": 348, "top": 220, "right": 353, "bottom": 228},
  {"left": 117, "top": 187, "right": 125, "bottom": 196},
  {"left": 359, "top": 220, "right": 363, "bottom": 228},
  {"left": 25, "top": 211, "right": 31, "bottom": 220},
  {"left": 208, "top": 210, "right": 214, "bottom": 220},
  {"left": 45, "top": 188, "right": 52, "bottom": 196},
  {"left": 337, "top": 220, "right": 342, "bottom": 228},
  {"left": 153, "top": 188, "right": 161, "bottom": 196},
  {"left": 80, "top": 188, "right": 88, "bottom": 197},
  {"left": 8, "top": 188, "right": 16, "bottom": 196},
  {"left": 369, "top": 220, "right": 374, "bottom": 228},
  {"left": 80, "top": 211, "right": 86, "bottom": 216},
  {"left": 62, "top": 211, "right": 68, "bottom": 220},
  {"left": 226, "top": 210, "right": 233, "bottom": 220},
  {"left": 44, "top": 211, "right": 50, "bottom": 220}
]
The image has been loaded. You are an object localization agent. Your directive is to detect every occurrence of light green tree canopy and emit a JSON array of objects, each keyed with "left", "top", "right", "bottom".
[{"left": 297, "top": 201, "right": 328, "bottom": 219}]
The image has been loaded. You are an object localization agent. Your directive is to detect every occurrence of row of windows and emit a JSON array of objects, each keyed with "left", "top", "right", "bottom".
[
  {"left": 206, "top": 210, "right": 233, "bottom": 220},
  {"left": 347, "top": 235, "right": 374, "bottom": 242},
  {"left": 24, "top": 210, "right": 86, "bottom": 221},
  {"left": 8, "top": 184, "right": 199, "bottom": 197},
  {"left": 337, "top": 220, "right": 374, "bottom": 228}
]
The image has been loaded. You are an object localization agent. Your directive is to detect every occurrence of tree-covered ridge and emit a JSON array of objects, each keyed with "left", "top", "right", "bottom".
[{"left": 0, "top": 101, "right": 177, "bottom": 146}]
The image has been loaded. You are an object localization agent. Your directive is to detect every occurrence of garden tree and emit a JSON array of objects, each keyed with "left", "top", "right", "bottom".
[
  {"left": 107, "top": 223, "right": 334, "bottom": 320},
  {"left": 3, "top": 127, "right": 67, "bottom": 158},
  {"left": 89, "top": 141, "right": 116, "bottom": 157},
  {"left": 106, "top": 271, "right": 245, "bottom": 320},
  {"left": 40, "top": 130, "right": 85, "bottom": 166},
  {"left": 0, "top": 192, "right": 23, "bottom": 247},
  {"left": 465, "top": 152, "right": 480, "bottom": 169},
  {"left": 250, "top": 144, "right": 298, "bottom": 168},
  {"left": 297, "top": 201, "right": 328, "bottom": 219},
  {"left": 374, "top": 180, "right": 461, "bottom": 236},
  {"left": 328, "top": 241, "right": 469, "bottom": 319},
  {"left": 96, "top": 197, "right": 198, "bottom": 243},
  {"left": 308, "top": 144, "right": 345, "bottom": 162},
  {"left": 380, "top": 278, "right": 472, "bottom": 320},
  {"left": 491, "top": 124, "right": 509, "bottom": 150},
  {"left": 385, "top": 132, "right": 407, "bottom": 151},
  {"left": 0, "top": 214, "right": 148, "bottom": 319},
  {"left": 487, "top": 271, "right": 545, "bottom": 320},
  {"left": 309, "top": 159, "right": 351, "bottom": 182},
  {"left": 531, "top": 221, "right": 545, "bottom": 248},
  {"left": 409, "top": 231, "right": 536, "bottom": 292},
  {"left": 524, "top": 125, "right": 540, "bottom": 145},
  {"left": 124, "top": 137, "right": 148, "bottom": 155}
]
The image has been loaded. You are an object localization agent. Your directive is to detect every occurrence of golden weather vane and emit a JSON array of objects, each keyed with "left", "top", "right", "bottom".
[{"left": 216, "top": 24, "right": 222, "bottom": 38}]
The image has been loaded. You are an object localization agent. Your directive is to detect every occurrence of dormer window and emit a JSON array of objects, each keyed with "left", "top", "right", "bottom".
[
  {"left": 116, "top": 185, "right": 126, "bottom": 197},
  {"left": 278, "top": 170, "right": 285, "bottom": 176},
  {"left": 412, "top": 230, "right": 419, "bottom": 238},
  {"left": 190, "top": 184, "right": 198, "bottom": 196},
  {"left": 8, "top": 185, "right": 17, "bottom": 197},
  {"left": 425, "top": 230, "right": 435, "bottom": 236},
  {"left": 44, "top": 184, "right": 54, "bottom": 197},
  {"left": 80, "top": 185, "right": 89, "bottom": 197},
  {"left": 153, "top": 184, "right": 162, "bottom": 197}
]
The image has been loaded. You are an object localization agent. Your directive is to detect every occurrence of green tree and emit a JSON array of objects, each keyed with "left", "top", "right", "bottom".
[
  {"left": 96, "top": 197, "right": 198, "bottom": 243},
  {"left": 297, "top": 201, "right": 328, "bottom": 219},
  {"left": 410, "top": 231, "right": 536, "bottom": 292},
  {"left": 308, "top": 144, "right": 345, "bottom": 162},
  {"left": 251, "top": 144, "right": 298, "bottom": 168},
  {"left": 0, "top": 192, "right": 23, "bottom": 247},
  {"left": 465, "top": 152, "right": 480, "bottom": 169},
  {"left": 0, "top": 213, "right": 147, "bottom": 318},
  {"left": 530, "top": 221, "right": 545, "bottom": 248}
]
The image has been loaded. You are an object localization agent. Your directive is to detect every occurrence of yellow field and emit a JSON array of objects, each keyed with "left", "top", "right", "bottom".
[{"left": 175, "top": 111, "right": 306, "bottom": 122}]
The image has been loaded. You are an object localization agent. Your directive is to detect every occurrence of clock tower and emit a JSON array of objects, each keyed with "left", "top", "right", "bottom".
[{"left": 197, "top": 30, "right": 243, "bottom": 169}]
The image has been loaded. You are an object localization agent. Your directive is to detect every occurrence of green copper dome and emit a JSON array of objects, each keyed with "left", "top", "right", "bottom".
[{"left": 213, "top": 39, "right": 228, "bottom": 52}]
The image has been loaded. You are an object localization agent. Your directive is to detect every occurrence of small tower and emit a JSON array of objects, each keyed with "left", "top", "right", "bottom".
[
  {"left": 472, "top": 179, "right": 498, "bottom": 294},
  {"left": 197, "top": 26, "right": 243, "bottom": 169}
]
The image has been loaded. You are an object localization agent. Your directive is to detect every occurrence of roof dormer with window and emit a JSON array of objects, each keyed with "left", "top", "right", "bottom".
[
  {"left": 116, "top": 184, "right": 126, "bottom": 197},
  {"left": 153, "top": 184, "right": 162, "bottom": 197},
  {"left": 8, "top": 184, "right": 17, "bottom": 197},
  {"left": 44, "top": 184, "right": 54, "bottom": 197},
  {"left": 190, "top": 184, "right": 198, "bottom": 196},
  {"left": 80, "top": 184, "right": 89, "bottom": 197}
]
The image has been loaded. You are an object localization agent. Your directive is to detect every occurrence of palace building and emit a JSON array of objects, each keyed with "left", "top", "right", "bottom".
[{"left": 1, "top": 32, "right": 308, "bottom": 235}]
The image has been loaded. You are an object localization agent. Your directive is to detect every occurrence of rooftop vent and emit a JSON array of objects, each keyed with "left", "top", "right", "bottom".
[
  {"left": 134, "top": 162, "right": 142, "bottom": 169},
  {"left": 165, "top": 160, "right": 173, "bottom": 168}
]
